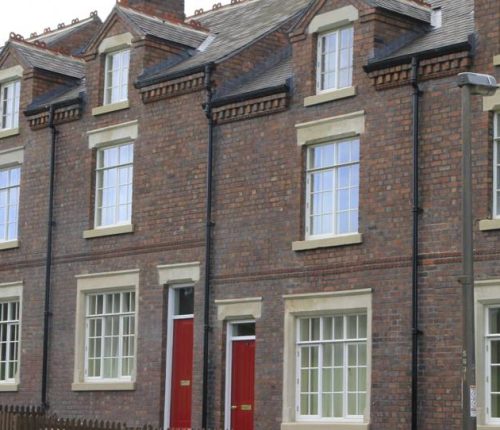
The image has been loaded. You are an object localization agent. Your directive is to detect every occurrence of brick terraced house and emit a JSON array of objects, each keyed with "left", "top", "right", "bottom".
[{"left": 0, "top": 0, "right": 499, "bottom": 428}]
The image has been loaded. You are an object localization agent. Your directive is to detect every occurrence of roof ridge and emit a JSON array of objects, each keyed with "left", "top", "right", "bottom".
[
  {"left": 187, "top": 0, "right": 253, "bottom": 19},
  {"left": 395, "top": 0, "right": 431, "bottom": 11},
  {"left": 9, "top": 35, "right": 85, "bottom": 62},
  {"left": 117, "top": 2, "right": 209, "bottom": 32},
  {"left": 26, "top": 11, "right": 100, "bottom": 41}
]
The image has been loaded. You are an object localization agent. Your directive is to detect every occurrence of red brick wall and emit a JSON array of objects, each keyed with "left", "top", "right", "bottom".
[{"left": 0, "top": 0, "right": 499, "bottom": 429}]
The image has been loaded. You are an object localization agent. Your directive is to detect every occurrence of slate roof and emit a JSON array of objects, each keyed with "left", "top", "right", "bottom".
[
  {"left": 8, "top": 41, "right": 85, "bottom": 79},
  {"left": 26, "top": 81, "right": 85, "bottom": 112},
  {"left": 138, "top": 0, "right": 313, "bottom": 85},
  {"left": 117, "top": 6, "right": 208, "bottom": 49},
  {"left": 368, "top": 0, "right": 430, "bottom": 23},
  {"left": 215, "top": 54, "right": 292, "bottom": 102},
  {"left": 371, "top": 0, "right": 474, "bottom": 63},
  {"left": 28, "top": 16, "right": 99, "bottom": 45}
]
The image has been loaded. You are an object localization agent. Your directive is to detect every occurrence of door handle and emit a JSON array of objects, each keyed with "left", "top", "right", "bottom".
[{"left": 231, "top": 405, "right": 237, "bottom": 410}]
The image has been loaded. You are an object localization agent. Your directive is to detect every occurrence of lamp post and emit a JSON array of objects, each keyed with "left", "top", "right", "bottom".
[{"left": 457, "top": 72, "right": 497, "bottom": 430}]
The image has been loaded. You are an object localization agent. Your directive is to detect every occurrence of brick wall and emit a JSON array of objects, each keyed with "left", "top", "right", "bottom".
[{"left": 0, "top": 0, "right": 499, "bottom": 429}]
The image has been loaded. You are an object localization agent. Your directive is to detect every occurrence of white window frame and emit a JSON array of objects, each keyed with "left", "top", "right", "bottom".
[
  {"left": 103, "top": 49, "right": 130, "bottom": 106},
  {"left": 224, "top": 320, "right": 256, "bottom": 430},
  {"left": 282, "top": 289, "right": 371, "bottom": 430},
  {"left": 0, "top": 282, "right": 22, "bottom": 392},
  {"left": 83, "top": 290, "right": 136, "bottom": 383},
  {"left": 0, "top": 165, "right": 21, "bottom": 243},
  {"left": 486, "top": 306, "right": 500, "bottom": 424},
  {"left": 305, "top": 138, "right": 360, "bottom": 240},
  {"left": 94, "top": 142, "right": 134, "bottom": 229},
  {"left": 0, "top": 299, "right": 20, "bottom": 384},
  {"left": 163, "top": 284, "right": 195, "bottom": 430},
  {"left": 316, "top": 26, "right": 354, "bottom": 94},
  {"left": 295, "top": 314, "right": 367, "bottom": 423},
  {"left": 493, "top": 113, "right": 500, "bottom": 219},
  {"left": 73, "top": 270, "right": 139, "bottom": 391},
  {"left": 0, "top": 80, "right": 20, "bottom": 131}
]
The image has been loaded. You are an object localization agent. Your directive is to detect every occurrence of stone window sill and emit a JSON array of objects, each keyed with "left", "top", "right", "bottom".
[
  {"left": 292, "top": 233, "right": 362, "bottom": 251},
  {"left": 92, "top": 100, "right": 129, "bottom": 116},
  {"left": 479, "top": 219, "right": 500, "bottom": 231},
  {"left": 304, "top": 86, "right": 356, "bottom": 107},
  {"left": 281, "top": 422, "right": 369, "bottom": 430},
  {"left": 478, "top": 426, "right": 500, "bottom": 430},
  {"left": 0, "top": 383, "right": 19, "bottom": 392},
  {"left": 494, "top": 55, "right": 500, "bottom": 66},
  {"left": 72, "top": 381, "right": 135, "bottom": 392},
  {"left": 0, "top": 128, "right": 19, "bottom": 140},
  {"left": 0, "top": 240, "right": 19, "bottom": 251},
  {"left": 83, "top": 224, "right": 134, "bottom": 239}
]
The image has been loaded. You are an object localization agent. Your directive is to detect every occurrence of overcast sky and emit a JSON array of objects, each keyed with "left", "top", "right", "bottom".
[{"left": 0, "top": 1, "right": 231, "bottom": 46}]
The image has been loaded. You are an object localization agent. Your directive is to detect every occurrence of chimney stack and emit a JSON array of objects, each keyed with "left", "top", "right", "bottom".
[{"left": 120, "top": 0, "right": 185, "bottom": 21}]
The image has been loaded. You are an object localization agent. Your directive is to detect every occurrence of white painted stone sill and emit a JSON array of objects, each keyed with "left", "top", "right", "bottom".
[
  {"left": 478, "top": 426, "right": 500, "bottom": 430},
  {"left": 304, "top": 86, "right": 356, "bottom": 107},
  {"left": 92, "top": 100, "right": 130, "bottom": 116},
  {"left": 83, "top": 224, "right": 134, "bottom": 239},
  {"left": 292, "top": 233, "right": 362, "bottom": 251},
  {"left": 0, "top": 240, "right": 19, "bottom": 251},
  {"left": 0, "top": 383, "right": 19, "bottom": 392},
  {"left": 72, "top": 381, "right": 135, "bottom": 391},
  {"left": 281, "top": 422, "right": 369, "bottom": 430},
  {"left": 479, "top": 219, "right": 500, "bottom": 231},
  {"left": 0, "top": 128, "right": 20, "bottom": 140}
]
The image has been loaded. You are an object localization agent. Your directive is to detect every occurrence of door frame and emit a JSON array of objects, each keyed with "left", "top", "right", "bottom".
[
  {"left": 224, "top": 320, "right": 256, "bottom": 430},
  {"left": 163, "top": 284, "right": 194, "bottom": 429}
]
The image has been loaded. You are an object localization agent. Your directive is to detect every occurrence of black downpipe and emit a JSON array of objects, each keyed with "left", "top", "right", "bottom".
[
  {"left": 411, "top": 57, "right": 422, "bottom": 430},
  {"left": 202, "top": 63, "right": 215, "bottom": 430},
  {"left": 41, "top": 105, "right": 58, "bottom": 409}
]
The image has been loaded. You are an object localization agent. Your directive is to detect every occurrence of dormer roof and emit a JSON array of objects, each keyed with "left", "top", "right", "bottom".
[
  {"left": 84, "top": 5, "right": 209, "bottom": 55},
  {"left": 137, "top": 0, "right": 312, "bottom": 86},
  {"left": 26, "top": 13, "right": 102, "bottom": 53},
  {"left": 0, "top": 40, "right": 85, "bottom": 79},
  {"left": 367, "top": 0, "right": 473, "bottom": 66},
  {"left": 118, "top": 6, "right": 208, "bottom": 48}
]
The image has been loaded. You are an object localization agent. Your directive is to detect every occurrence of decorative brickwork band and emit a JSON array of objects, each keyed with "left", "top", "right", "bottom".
[
  {"left": 27, "top": 104, "right": 82, "bottom": 130},
  {"left": 212, "top": 92, "right": 288, "bottom": 124},
  {"left": 140, "top": 72, "right": 205, "bottom": 103},
  {"left": 368, "top": 51, "right": 472, "bottom": 90}
]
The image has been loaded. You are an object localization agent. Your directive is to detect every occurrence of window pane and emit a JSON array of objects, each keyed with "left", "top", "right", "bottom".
[
  {"left": 492, "top": 341, "right": 500, "bottom": 365},
  {"left": 299, "top": 319, "right": 309, "bottom": 342},
  {"left": 105, "top": 50, "right": 130, "bottom": 104},
  {"left": 322, "top": 393, "right": 333, "bottom": 417},
  {"left": 307, "top": 139, "right": 360, "bottom": 238},
  {"left": 297, "top": 314, "right": 367, "bottom": 419},
  {"left": 311, "top": 318, "right": 320, "bottom": 341},
  {"left": 334, "top": 316, "right": 344, "bottom": 340},
  {"left": 175, "top": 287, "right": 194, "bottom": 316},
  {"left": 85, "top": 291, "right": 135, "bottom": 381},
  {"left": 233, "top": 322, "right": 255, "bottom": 337},
  {"left": 490, "top": 309, "right": 500, "bottom": 334},
  {"left": 493, "top": 394, "right": 500, "bottom": 418},
  {"left": 96, "top": 143, "right": 133, "bottom": 227},
  {"left": 491, "top": 365, "right": 500, "bottom": 396},
  {"left": 323, "top": 317, "right": 333, "bottom": 341},
  {"left": 347, "top": 315, "right": 358, "bottom": 339}
]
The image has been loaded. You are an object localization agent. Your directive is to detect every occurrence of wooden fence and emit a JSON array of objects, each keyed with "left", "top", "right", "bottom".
[
  {"left": 0, "top": 405, "right": 147, "bottom": 430},
  {"left": 0, "top": 406, "right": 220, "bottom": 430}
]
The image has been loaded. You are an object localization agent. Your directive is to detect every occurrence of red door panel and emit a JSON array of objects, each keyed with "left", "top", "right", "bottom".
[
  {"left": 231, "top": 340, "right": 256, "bottom": 430},
  {"left": 170, "top": 318, "right": 194, "bottom": 429}
]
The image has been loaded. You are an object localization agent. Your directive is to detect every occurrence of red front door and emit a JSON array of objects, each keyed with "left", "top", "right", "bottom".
[
  {"left": 170, "top": 318, "right": 193, "bottom": 429},
  {"left": 231, "top": 340, "right": 256, "bottom": 430}
]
